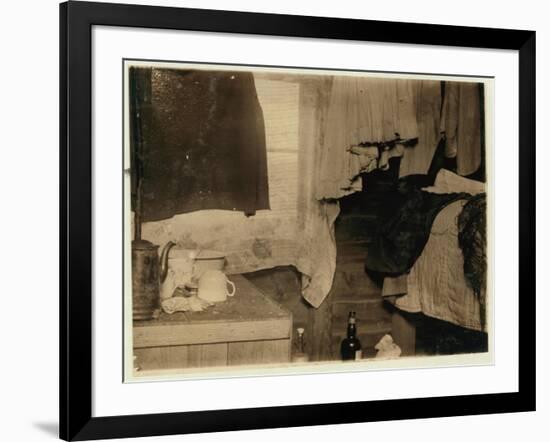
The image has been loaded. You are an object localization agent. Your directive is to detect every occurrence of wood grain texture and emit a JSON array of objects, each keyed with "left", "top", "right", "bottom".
[
  {"left": 134, "top": 345, "right": 190, "bottom": 370},
  {"left": 187, "top": 344, "right": 228, "bottom": 368},
  {"left": 227, "top": 339, "right": 291, "bottom": 366},
  {"left": 134, "top": 318, "right": 291, "bottom": 348},
  {"left": 134, "top": 343, "right": 229, "bottom": 370}
]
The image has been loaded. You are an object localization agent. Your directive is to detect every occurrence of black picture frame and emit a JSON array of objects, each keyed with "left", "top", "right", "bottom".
[{"left": 60, "top": 1, "right": 536, "bottom": 440}]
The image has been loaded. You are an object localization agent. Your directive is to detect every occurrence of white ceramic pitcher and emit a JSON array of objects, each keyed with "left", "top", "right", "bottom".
[{"left": 160, "top": 248, "right": 196, "bottom": 300}]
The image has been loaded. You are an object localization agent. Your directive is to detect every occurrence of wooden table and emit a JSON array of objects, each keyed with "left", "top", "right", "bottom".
[{"left": 133, "top": 275, "right": 293, "bottom": 370}]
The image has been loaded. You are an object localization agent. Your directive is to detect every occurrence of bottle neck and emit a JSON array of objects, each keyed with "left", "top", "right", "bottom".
[
  {"left": 347, "top": 322, "right": 356, "bottom": 338},
  {"left": 297, "top": 334, "right": 305, "bottom": 353}
]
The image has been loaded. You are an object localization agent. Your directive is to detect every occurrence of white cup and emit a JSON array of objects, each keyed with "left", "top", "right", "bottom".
[{"left": 197, "top": 270, "right": 236, "bottom": 303}]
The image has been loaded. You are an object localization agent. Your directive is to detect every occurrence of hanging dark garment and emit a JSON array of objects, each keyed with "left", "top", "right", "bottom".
[
  {"left": 458, "top": 192, "right": 487, "bottom": 329},
  {"left": 130, "top": 67, "right": 270, "bottom": 222},
  {"left": 364, "top": 174, "right": 471, "bottom": 278}
]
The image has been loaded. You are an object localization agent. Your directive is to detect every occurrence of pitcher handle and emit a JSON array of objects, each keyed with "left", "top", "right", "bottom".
[{"left": 226, "top": 279, "right": 236, "bottom": 297}]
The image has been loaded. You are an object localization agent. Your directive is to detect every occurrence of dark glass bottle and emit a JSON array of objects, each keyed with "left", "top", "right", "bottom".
[{"left": 340, "top": 311, "right": 362, "bottom": 361}]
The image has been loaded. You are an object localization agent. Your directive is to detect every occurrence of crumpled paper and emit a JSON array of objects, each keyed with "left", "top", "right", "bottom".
[
  {"left": 161, "top": 295, "right": 213, "bottom": 314},
  {"left": 374, "top": 334, "right": 402, "bottom": 359}
]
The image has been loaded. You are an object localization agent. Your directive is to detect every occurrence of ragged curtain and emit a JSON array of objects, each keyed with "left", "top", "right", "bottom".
[
  {"left": 288, "top": 76, "right": 437, "bottom": 307},
  {"left": 299, "top": 76, "right": 426, "bottom": 307},
  {"left": 294, "top": 76, "right": 430, "bottom": 306},
  {"left": 316, "top": 76, "right": 419, "bottom": 199},
  {"left": 294, "top": 77, "right": 340, "bottom": 307},
  {"left": 299, "top": 76, "right": 485, "bottom": 307},
  {"left": 315, "top": 78, "right": 484, "bottom": 192}
]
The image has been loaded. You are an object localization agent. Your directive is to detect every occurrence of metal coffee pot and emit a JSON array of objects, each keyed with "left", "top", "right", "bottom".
[{"left": 131, "top": 239, "right": 176, "bottom": 321}]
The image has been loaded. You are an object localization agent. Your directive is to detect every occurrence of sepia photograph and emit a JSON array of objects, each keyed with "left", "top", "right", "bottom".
[
  {"left": 124, "top": 60, "right": 492, "bottom": 381},
  {"left": 50, "top": 1, "right": 536, "bottom": 439}
]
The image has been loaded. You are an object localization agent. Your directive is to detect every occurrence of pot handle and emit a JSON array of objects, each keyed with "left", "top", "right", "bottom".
[{"left": 226, "top": 279, "right": 236, "bottom": 297}]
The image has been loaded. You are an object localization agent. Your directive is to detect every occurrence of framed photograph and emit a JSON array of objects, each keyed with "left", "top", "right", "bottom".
[{"left": 60, "top": 1, "right": 536, "bottom": 440}]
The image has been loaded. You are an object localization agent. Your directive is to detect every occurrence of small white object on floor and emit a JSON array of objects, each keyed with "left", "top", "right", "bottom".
[
  {"left": 375, "top": 334, "right": 402, "bottom": 359},
  {"left": 161, "top": 295, "right": 213, "bottom": 314}
]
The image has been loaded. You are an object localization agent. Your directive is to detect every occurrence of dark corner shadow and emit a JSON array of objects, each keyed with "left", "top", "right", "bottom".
[{"left": 33, "top": 422, "right": 58, "bottom": 438}]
